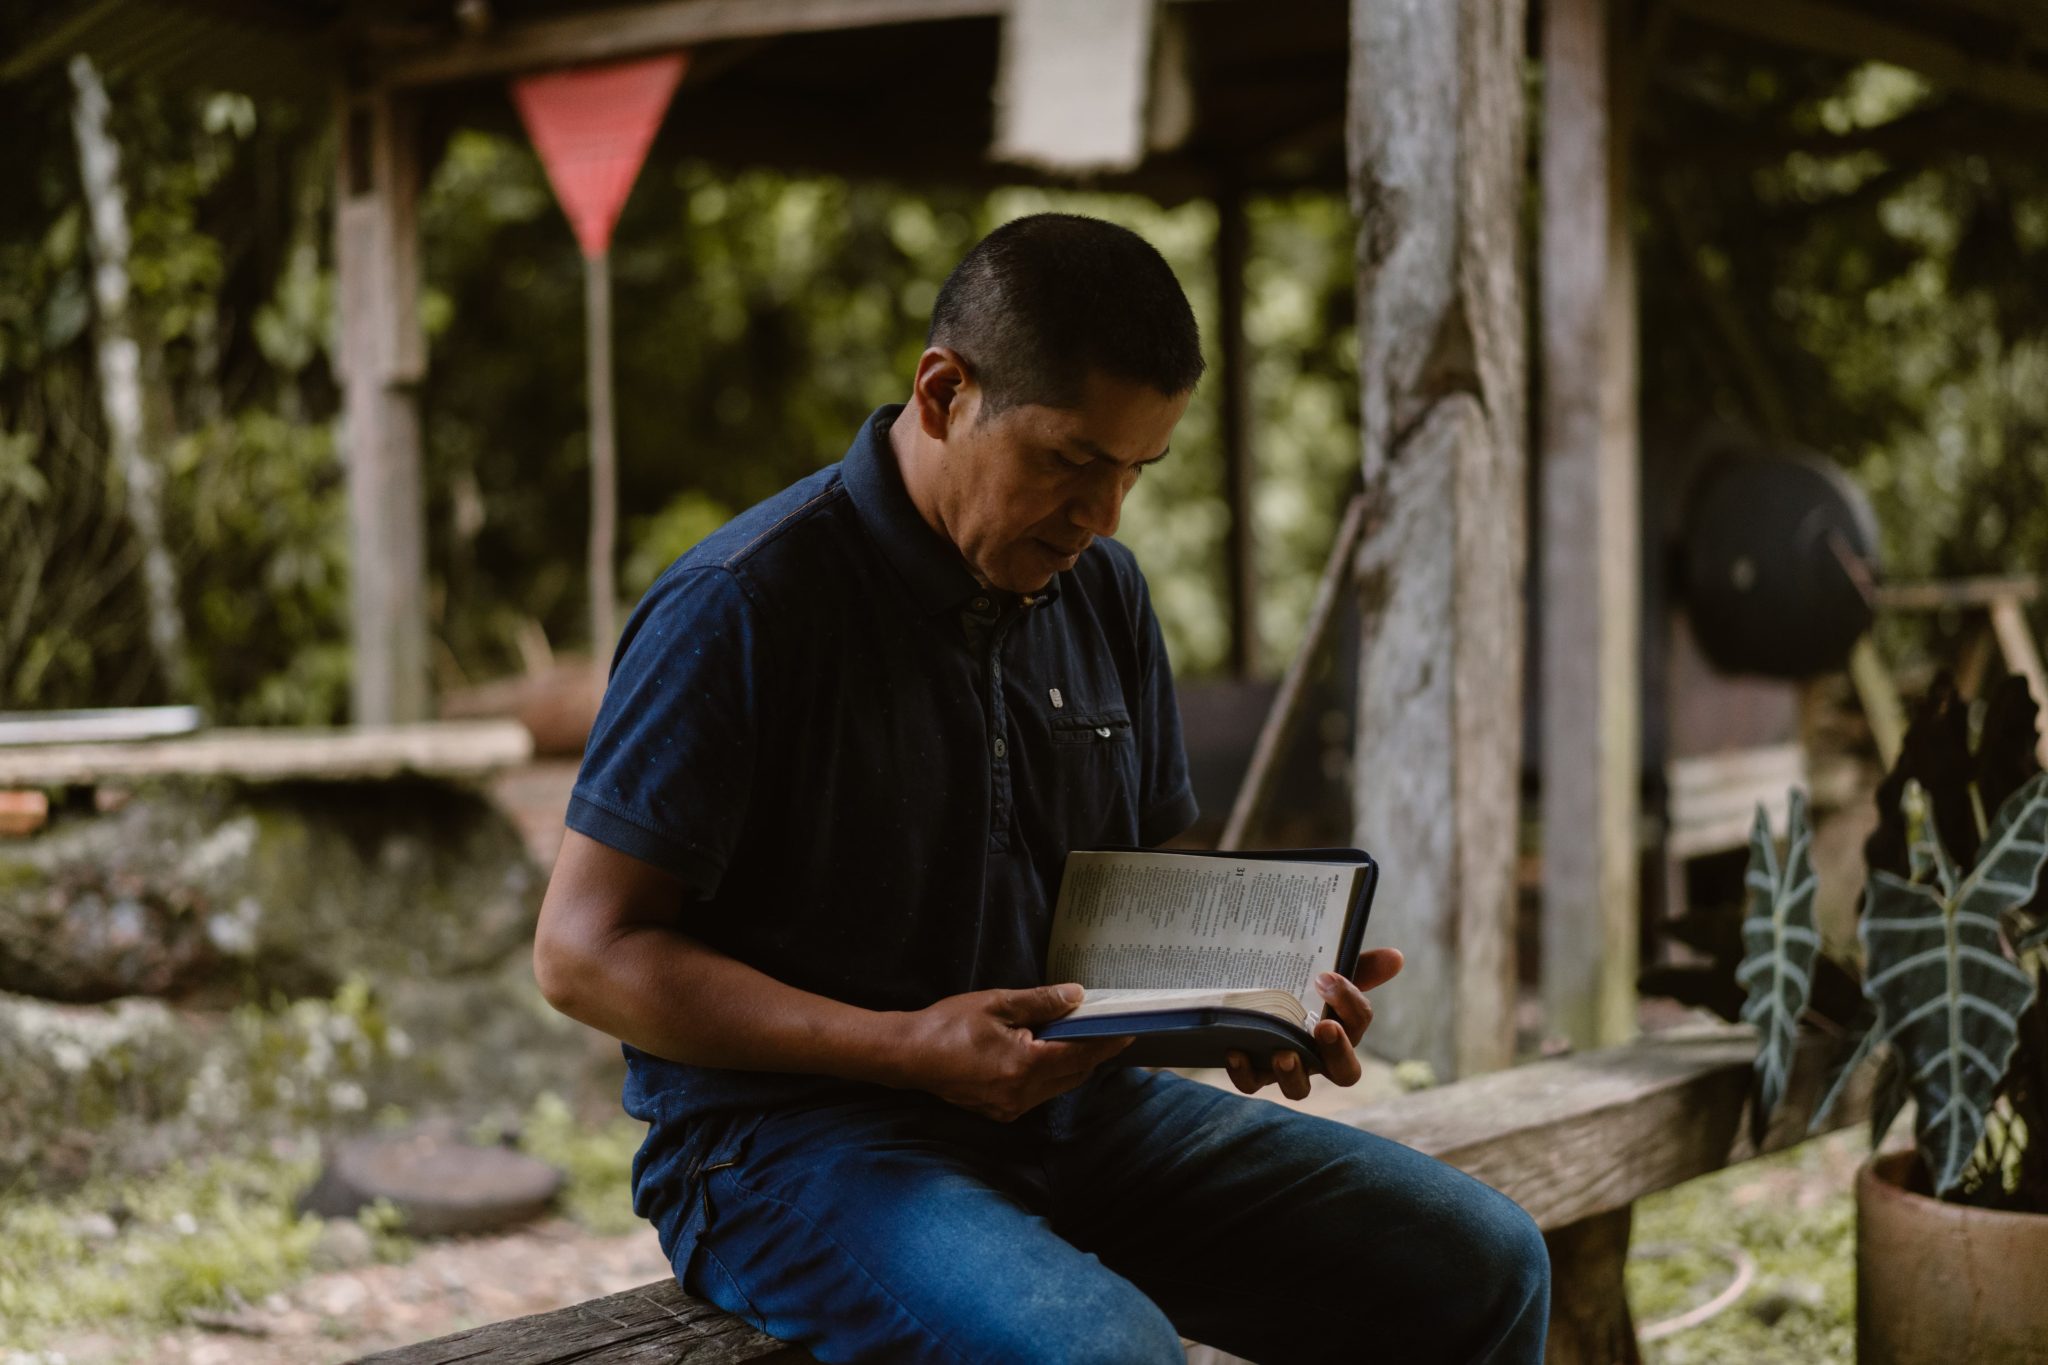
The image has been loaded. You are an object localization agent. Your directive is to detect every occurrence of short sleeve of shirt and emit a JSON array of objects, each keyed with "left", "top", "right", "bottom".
[
  {"left": 566, "top": 566, "right": 763, "bottom": 895},
  {"left": 1130, "top": 568, "right": 1200, "bottom": 847}
]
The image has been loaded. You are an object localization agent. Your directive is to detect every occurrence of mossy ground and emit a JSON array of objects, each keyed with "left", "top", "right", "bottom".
[
  {"left": 1627, "top": 1127, "right": 1870, "bottom": 1365},
  {"left": 0, "top": 1095, "right": 647, "bottom": 1356}
]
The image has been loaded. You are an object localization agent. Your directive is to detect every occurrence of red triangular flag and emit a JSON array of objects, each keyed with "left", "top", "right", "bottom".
[{"left": 512, "top": 54, "right": 687, "bottom": 258}]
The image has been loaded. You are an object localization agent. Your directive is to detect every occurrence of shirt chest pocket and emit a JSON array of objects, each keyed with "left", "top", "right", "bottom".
[
  {"left": 1044, "top": 706, "right": 1141, "bottom": 845},
  {"left": 1048, "top": 708, "right": 1133, "bottom": 747}
]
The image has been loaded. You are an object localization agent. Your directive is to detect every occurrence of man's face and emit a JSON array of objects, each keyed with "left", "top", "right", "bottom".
[{"left": 933, "top": 370, "right": 1191, "bottom": 594}]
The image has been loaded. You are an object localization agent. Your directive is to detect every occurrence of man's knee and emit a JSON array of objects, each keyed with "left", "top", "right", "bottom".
[
  {"left": 977, "top": 1272, "right": 1186, "bottom": 1365},
  {"left": 1456, "top": 1182, "right": 1551, "bottom": 1359}
]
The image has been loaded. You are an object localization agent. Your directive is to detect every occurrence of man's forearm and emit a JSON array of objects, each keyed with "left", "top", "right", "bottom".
[{"left": 539, "top": 920, "right": 913, "bottom": 1085}]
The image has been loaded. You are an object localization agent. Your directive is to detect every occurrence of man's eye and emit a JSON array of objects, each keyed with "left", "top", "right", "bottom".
[{"left": 1050, "top": 451, "right": 1089, "bottom": 471}]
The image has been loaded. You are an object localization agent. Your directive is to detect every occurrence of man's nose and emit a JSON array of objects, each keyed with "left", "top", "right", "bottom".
[{"left": 1068, "top": 468, "right": 1131, "bottom": 538}]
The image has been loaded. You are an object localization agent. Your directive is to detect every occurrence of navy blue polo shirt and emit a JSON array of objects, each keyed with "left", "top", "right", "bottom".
[{"left": 567, "top": 404, "right": 1199, "bottom": 1138}]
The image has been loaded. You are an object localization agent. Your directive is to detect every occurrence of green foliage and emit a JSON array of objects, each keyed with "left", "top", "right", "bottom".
[
  {"left": 189, "top": 975, "right": 406, "bottom": 1131},
  {"left": 1737, "top": 791, "right": 1822, "bottom": 1136},
  {"left": 0, "top": 1146, "right": 324, "bottom": 1346},
  {"left": 1627, "top": 1132, "right": 1864, "bottom": 1365},
  {"left": 168, "top": 410, "right": 350, "bottom": 723},
  {"left": 510, "top": 1092, "right": 645, "bottom": 1237},
  {"left": 1642, "top": 53, "right": 2048, "bottom": 673},
  {"left": 622, "top": 490, "right": 735, "bottom": 599}
]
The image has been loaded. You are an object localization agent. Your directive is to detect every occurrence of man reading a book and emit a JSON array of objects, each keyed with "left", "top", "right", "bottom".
[{"left": 535, "top": 213, "right": 1550, "bottom": 1364}]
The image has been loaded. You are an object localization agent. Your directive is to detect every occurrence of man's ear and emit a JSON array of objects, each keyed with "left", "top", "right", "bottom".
[{"left": 911, "top": 347, "right": 977, "bottom": 441}]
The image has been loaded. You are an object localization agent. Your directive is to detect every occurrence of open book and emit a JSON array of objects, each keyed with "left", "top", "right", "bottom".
[{"left": 1033, "top": 846, "right": 1378, "bottom": 1071}]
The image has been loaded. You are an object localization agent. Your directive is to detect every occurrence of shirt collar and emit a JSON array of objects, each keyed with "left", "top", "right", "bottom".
[{"left": 841, "top": 403, "right": 1062, "bottom": 615}]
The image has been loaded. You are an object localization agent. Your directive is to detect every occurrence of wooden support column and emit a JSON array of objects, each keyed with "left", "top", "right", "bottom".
[
  {"left": 336, "top": 84, "right": 431, "bottom": 725},
  {"left": 1347, "top": 0, "right": 1528, "bottom": 1079},
  {"left": 1215, "top": 181, "right": 1256, "bottom": 678},
  {"left": 1540, "top": 0, "right": 1641, "bottom": 1050},
  {"left": 1544, "top": 1207, "right": 1644, "bottom": 1365}
]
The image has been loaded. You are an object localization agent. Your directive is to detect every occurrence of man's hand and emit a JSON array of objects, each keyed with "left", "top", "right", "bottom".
[
  {"left": 896, "top": 984, "right": 1130, "bottom": 1122},
  {"left": 1224, "top": 947, "right": 1404, "bottom": 1102}
]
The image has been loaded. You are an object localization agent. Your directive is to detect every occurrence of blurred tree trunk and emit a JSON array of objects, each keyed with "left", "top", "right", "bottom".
[{"left": 68, "top": 54, "right": 190, "bottom": 700}]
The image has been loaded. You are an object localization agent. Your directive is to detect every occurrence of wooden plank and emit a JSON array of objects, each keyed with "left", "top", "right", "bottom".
[
  {"left": 354, "top": 1277, "right": 815, "bottom": 1364},
  {"left": 1215, "top": 181, "right": 1256, "bottom": 679},
  {"left": 0, "top": 706, "right": 202, "bottom": 746},
  {"left": 336, "top": 84, "right": 431, "bottom": 725},
  {"left": 1669, "top": 0, "right": 2048, "bottom": 115},
  {"left": 1220, "top": 493, "right": 1370, "bottom": 848},
  {"left": 375, "top": 0, "right": 1005, "bottom": 88},
  {"left": 1666, "top": 743, "right": 1804, "bottom": 798},
  {"left": 1873, "top": 574, "right": 2039, "bottom": 612},
  {"left": 1326, "top": 1026, "right": 1873, "bottom": 1231},
  {"left": 1348, "top": 0, "right": 1529, "bottom": 1079},
  {"left": 0, "top": 721, "right": 532, "bottom": 787},
  {"left": 1540, "top": 0, "right": 1641, "bottom": 1054}
]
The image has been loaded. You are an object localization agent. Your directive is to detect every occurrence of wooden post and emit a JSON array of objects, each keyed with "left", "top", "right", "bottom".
[
  {"left": 1544, "top": 1207, "right": 1644, "bottom": 1365},
  {"left": 586, "top": 250, "right": 619, "bottom": 658},
  {"left": 1540, "top": 0, "right": 1641, "bottom": 1051},
  {"left": 1216, "top": 181, "right": 1257, "bottom": 678},
  {"left": 1347, "top": 0, "right": 1528, "bottom": 1079},
  {"left": 336, "top": 84, "right": 431, "bottom": 725}
]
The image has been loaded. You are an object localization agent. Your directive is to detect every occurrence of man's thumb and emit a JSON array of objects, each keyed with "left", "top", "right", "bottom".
[{"left": 1001, "top": 983, "right": 1084, "bottom": 1023}]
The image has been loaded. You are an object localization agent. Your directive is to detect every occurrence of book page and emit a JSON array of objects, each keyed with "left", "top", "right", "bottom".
[
  {"left": 1045, "top": 850, "right": 1361, "bottom": 1027},
  {"left": 1064, "top": 987, "right": 1310, "bottom": 1029}
]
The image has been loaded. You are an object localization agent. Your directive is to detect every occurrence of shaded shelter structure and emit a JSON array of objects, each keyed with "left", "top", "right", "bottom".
[{"left": 10, "top": 0, "right": 2048, "bottom": 1091}]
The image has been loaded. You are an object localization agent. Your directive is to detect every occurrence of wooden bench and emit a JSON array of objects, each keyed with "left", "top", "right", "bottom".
[{"left": 362, "top": 1026, "right": 1870, "bottom": 1365}]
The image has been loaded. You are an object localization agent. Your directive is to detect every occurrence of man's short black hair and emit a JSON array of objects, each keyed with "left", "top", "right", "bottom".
[{"left": 928, "top": 212, "right": 1205, "bottom": 416}]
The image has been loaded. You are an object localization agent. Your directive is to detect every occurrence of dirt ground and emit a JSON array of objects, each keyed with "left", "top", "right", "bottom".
[{"left": 27, "top": 1218, "right": 671, "bottom": 1364}]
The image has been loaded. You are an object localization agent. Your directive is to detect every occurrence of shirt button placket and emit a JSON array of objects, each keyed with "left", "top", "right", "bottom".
[{"left": 988, "top": 627, "right": 1011, "bottom": 849}]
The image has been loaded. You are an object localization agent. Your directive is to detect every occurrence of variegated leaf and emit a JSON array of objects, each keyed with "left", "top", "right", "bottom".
[
  {"left": 1737, "top": 790, "right": 1819, "bottom": 1132},
  {"left": 1980, "top": 770, "right": 2048, "bottom": 948},
  {"left": 1860, "top": 772, "right": 2048, "bottom": 1194}
]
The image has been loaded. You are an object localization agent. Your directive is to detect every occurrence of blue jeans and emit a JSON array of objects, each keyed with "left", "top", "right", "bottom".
[{"left": 660, "top": 1068, "right": 1549, "bottom": 1364}]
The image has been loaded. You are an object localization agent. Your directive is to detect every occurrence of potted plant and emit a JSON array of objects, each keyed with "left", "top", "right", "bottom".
[{"left": 1737, "top": 674, "right": 2048, "bottom": 1365}]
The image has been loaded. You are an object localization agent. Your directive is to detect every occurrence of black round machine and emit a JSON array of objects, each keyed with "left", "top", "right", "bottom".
[{"left": 1680, "top": 448, "right": 1880, "bottom": 678}]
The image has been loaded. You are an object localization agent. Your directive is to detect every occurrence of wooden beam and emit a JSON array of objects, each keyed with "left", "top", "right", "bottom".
[
  {"left": 1540, "top": 0, "right": 1641, "bottom": 1053},
  {"left": 375, "top": 0, "right": 1006, "bottom": 88},
  {"left": 0, "top": 721, "right": 533, "bottom": 787},
  {"left": 1324, "top": 1026, "right": 1874, "bottom": 1230},
  {"left": 1347, "top": 0, "right": 1528, "bottom": 1079},
  {"left": 1669, "top": 0, "right": 2048, "bottom": 117},
  {"left": 1215, "top": 181, "right": 1257, "bottom": 679},
  {"left": 336, "top": 83, "right": 432, "bottom": 724},
  {"left": 356, "top": 1281, "right": 815, "bottom": 1363}
]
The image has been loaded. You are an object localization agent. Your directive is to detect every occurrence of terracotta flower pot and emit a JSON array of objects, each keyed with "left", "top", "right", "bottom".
[{"left": 1856, "top": 1148, "right": 2048, "bottom": 1364}]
